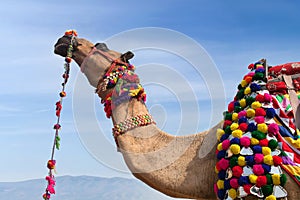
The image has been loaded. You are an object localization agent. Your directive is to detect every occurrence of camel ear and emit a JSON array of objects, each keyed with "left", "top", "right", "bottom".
[
  {"left": 95, "top": 43, "right": 110, "bottom": 52},
  {"left": 121, "top": 51, "right": 134, "bottom": 63}
]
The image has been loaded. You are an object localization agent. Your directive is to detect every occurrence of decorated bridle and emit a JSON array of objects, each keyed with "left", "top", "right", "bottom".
[{"left": 42, "top": 30, "right": 77, "bottom": 200}]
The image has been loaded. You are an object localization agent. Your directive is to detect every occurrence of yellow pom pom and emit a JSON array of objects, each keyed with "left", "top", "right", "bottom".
[
  {"left": 217, "top": 143, "right": 223, "bottom": 151},
  {"left": 215, "top": 166, "right": 219, "bottom": 173},
  {"left": 217, "top": 129, "right": 225, "bottom": 141},
  {"left": 272, "top": 174, "right": 281, "bottom": 185},
  {"left": 232, "top": 129, "right": 243, "bottom": 138},
  {"left": 244, "top": 87, "right": 251, "bottom": 95},
  {"left": 265, "top": 195, "right": 276, "bottom": 200},
  {"left": 264, "top": 155, "right": 274, "bottom": 165},
  {"left": 249, "top": 174, "right": 258, "bottom": 184},
  {"left": 230, "top": 123, "right": 239, "bottom": 131},
  {"left": 262, "top": 147, "right": 271, "bottom": 155},
  {"left": 241, "top": 80, "right": 248, "bottom": 88},
  {"left": 228, "top": 188, "right": 237, "bottom": 199},
  {"left": 257, "top": 123, "right": 268, "bottom": 133},
  {"left": 251, "top": 101, "right": 262, "bottom": 109},
  {"left": 232, "top": 113, "right": 238, "bottom": 121},
  {"left": 239, "top": 98, "right": 247, "bottom": 108},
  {"left": 230, "top": 144, "right": 241, "bottom": 155},
  {"left": 217, "top": 180, "right": 224, "bottom": 189},
  {"left": 238, "top": 156, "right": 246, "bottom": 166},
  {"left": 251, "top": 137, "right": 260, "bottom": 145},
  {"left": 246, "top": 108, "right": 256, "bottom": 118}
]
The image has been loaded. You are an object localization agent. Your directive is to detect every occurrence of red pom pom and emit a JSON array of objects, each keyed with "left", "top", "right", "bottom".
[
  {"left": 255, "top": 108, "right": 266, "bottom": 116},
  {"left": 239, "top": 123, "right": 248, "bottom": 132},
  {"left": 223, "top": 120, "right": 232, "bottom": 128},
  {"left": 218, "top": 158, "right": 230, "bottom": 170},
  {"left": 232, "top": 166, "right": 243, "bottom": 178},
  {"left": 259, "top": 139, "right": 269, "bottom": 146},
  {"left": 273, "top": 155, "right": 282, "bottom": 166},
  {"left": 256, "top": 176, "right": 267, "bottom": 187},
  {"left": 230, "top": 178, "right": 239, "bottom": 189},
  {"left": 254, "top": 153, "right": 264, "bottom": 164},
  {"left": 228, "top": 101, "right": 235, "bottom": 113},
  {"left": 243, "top": 184, "right": 252, "bottom": 194},
  {"left": 248, "top": 63, "right": 255, "bottom": 69},
  {"left": 255, "top": 94, "right": 265, "bottom": 103}
]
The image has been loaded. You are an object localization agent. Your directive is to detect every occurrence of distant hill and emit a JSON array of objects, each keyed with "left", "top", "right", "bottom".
[{"left": 0, "top": 175, "right": 183, "bottom": 200}]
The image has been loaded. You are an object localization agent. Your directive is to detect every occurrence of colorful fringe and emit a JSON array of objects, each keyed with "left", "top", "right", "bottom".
[{"left": 214, "top": 61, "right": 300, "bottom": 199}]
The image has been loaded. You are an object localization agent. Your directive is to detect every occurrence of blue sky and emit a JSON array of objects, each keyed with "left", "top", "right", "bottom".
[{"left": 1, "top": 0, "right": 300, "bottom": 186}]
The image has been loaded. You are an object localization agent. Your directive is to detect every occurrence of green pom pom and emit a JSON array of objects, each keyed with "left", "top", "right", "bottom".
[
  {"left": 280, "top": 174, "right": 287, "bottom": 186},
  {"left": 224, "top": 112, "right": 232, "bottom": 120},
  {"left": 225, "top": 126, "right": 232, "bottom": 134},
  {"left": 246, "top": 96, "right": 255, "bottom": 106},
  {"left": 268, "top": 139, "right": 278, "bottom": 151},
  {"left": 266, "top": 174, "right": 272, "bottom": 184},
  {"left": 252, "top": 130, "right": 266, "bottom": 140},
  {"left": 253, "top": 72, "right": 264, "bottom": 80},
  {"left": 237, "top": 84, "right": 243, "bottom": 90},
  {"left": 262, "top": 184, "right": 273, "bottom": 196},
  {"left": 234, "top": 106, "right": 243, "bottom": 113},
  {"left": 236, "top": 89, "right": 245, "bottom": 100},
  {"left": 229, "top": 156, "right": 238, "bottom": 168}
]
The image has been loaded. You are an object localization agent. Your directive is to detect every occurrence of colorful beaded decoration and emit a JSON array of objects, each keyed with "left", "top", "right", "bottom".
[
  {"left": 113, "top": 114, "right": 156, "bottom": 137},
  {"left": 42, "top": 30, "right": 77, "bottom": 200},
  {"left": 214, "top": 61, "right": 288, "bottom": 200},
  {"left": 99, "top": 64, "right": 147, "bottom": 118}
]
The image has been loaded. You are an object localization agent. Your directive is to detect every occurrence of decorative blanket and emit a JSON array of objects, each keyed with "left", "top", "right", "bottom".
[{"left": 214, "top": 61, "right": 300, "bottom": 200}]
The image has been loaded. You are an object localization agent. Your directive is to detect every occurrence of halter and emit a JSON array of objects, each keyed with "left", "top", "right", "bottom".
[{"left": 42, "top": 30, "right": 77, "bottom": 200}]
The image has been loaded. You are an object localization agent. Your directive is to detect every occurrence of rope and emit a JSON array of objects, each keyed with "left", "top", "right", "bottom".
[{"left": 42, "top": 30, "right": 77, "bottom": 200}]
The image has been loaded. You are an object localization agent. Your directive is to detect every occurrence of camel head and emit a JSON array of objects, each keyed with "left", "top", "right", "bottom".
[{"left": 54, "top": 35, "right": 135, "bottom": 92}]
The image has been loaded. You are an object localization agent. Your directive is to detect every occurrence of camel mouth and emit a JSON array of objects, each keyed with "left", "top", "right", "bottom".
[{"left": 54, "top": 35, "right": 77, "bottom": 57}]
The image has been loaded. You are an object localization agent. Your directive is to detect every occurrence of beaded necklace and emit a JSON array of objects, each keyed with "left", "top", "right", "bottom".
[{"left": 215, "top": 61, "right": 288, "bottom": 200}]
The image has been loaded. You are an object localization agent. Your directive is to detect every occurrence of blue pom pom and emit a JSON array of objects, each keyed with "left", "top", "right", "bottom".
[
  {"left": 217, "top": 150, "right": 226, "bottom": 160},
  {"left": 230, "top": 137, "right": 240, "bottom": 145},
  {"left": 218, "top": 170, "right": 226, "bottom": 180},
  {"left": 252, "top": 145, "right": 262, "bottom": 153},
  {"left": 248, "top": 123, "right": 257, "bottom": 132},
  {"left": 218, "top": 189, "right": 226, "bottom": 199},
  {"left": 224, "top": 180, "right": 231, "bottom": 190},
  {"left": 250, "top": 83, "right": 261, "bottom": 92},
  {"left": 238, "top": 117, "right": 247, "bottom": 124},
  {"left": 255, "top": 68, "right": 265, "bottom": 73},
  {"left": 220, "top": 133, "right": 230, "bottom": 142},
  {"left": 266, "top": 108, "right": 276, "bottom": 118},
  {"left": 238, "top": 176, "right": 250, "bottom": 185},
  {"left": 262, "top": 163, "right": 271, "bottom": 173},
  {"left": 245, "top": 155, "right": 255, "bottom": 166},
  {"left": 234, "top": 101, "right": 240, "bottom": 107}
]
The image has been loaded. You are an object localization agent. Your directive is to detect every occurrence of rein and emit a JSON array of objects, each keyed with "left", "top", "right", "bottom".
[{"left": 42, "top": 30, "right": 77, "bottom": 200}]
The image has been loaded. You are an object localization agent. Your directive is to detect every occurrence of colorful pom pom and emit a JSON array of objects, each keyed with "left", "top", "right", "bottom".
[
  {"left": 268, "top": 139, "right": 278, "bottom": 151},
  {"left": 280, "top": 174, "right": 287, "bottom": 186},
  {"left": 222, "top": 139, "right": 231, "bottom": 150},
  {"left": 255, "top": 108, "right": 266, "bottom": 117},
  {"left": 263, "top": 155, "right": 274, "bottom": 165},
  {"left": 218, "top": 158, "right": 230, "bottom": 170},
  {"left": 265, "top": 195, "right": 276, "bottom": 200},
  {"left": 257, "top": 123, "right": 268, "bottom": 133},
  {"left": 239, "top": 99, "right": 247, "bottom": 108},
  {"left": 232, "top": 129, "right": 243, "bottom": 138},
  {"left": 273, "top": 155, "right": 282, "bottom": 166},
  {"left": 254, "top": 153, "right": 264, "bottom": 164},
  {"left": 230, "top": 123, "right": 239, "bottom": 131},
  {"left": 264, "top": 93, "right": 272, "bottom": 102},
  {"left": 256, "top": 176, "right": 267, "bottom": 187},
  {"left": 255, "top": 94, "right": 265, "bottom": 103},
  {"left": 217, "top": 179, "right": 225, "bottom": 189},
  {"left": 249, "top": 174, "right": 258, "bottom": 184},
  {"left": 246, "top": 108, "right": 255, "bottom": 118},
  {"left": 255, "top": 116, "right": 265, "bottom": 124},
  {"left": 244, "top": 87, "right": 251, "bottom": 95},
  {"left": 268, "top": 123, "right": 279, "bottom": 135},
  {"left": 266, "top": 108, "right": 276, "bottom": 118},
  {"left": 228, "top": 188, "right": 237, "bottom": 199},
  {"left": 261, "top": 185, "right": 273, "bottom": 196},
  {"left": 248, "top": 122, "right": 257, "bottom": 132},
  {"left": 239, "top": 123, "right": 248, "bottom": 132},
  {"left": 240, "top": 137, "right": 251, "bottom": 147},
  {"left": 230, "top": 178, "right": 239, "bottom": 189},
  {"left": 262, "top": 147, "right": 271, "bottom": 155},
  {"left": 217, "top": 129, "right": 225, "bottom": 141},
  {"left": 238, "top": 156, "right": 246, "bottom": 166},
  {"left": 230, "top": 144, "right": 241, "bottom": 155},
  {"left": 232, "top": 112, "right": 238, "bottom": 121},
  {"left": 253, "top": 164, "right": 265, "bottom": 175},
  {"left": 259, "top": 138, "right": 269, "bottom": 147},
  {"left": 251, "top": 101, "right": 262, "bottom": 109},
  {"left": 232, "top": 166, "right": 243, "bottom": 178},
  {"left": 272, "top": 174, "right": 281, "bottom": 185}
]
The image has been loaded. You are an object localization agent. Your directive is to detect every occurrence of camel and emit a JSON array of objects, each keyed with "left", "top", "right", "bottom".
[{"left": 54, "top": 34, "right": 300, "bottom": 199}]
